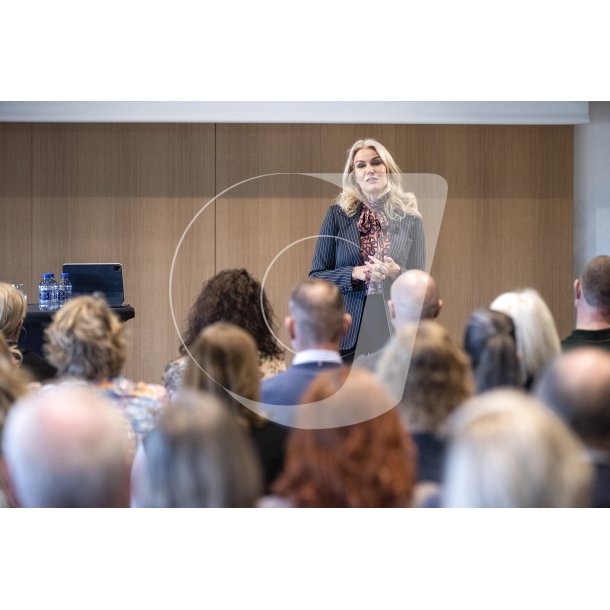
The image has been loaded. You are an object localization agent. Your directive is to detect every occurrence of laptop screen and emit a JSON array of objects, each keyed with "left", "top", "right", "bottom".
[{"left": 62, "top": 263, "right": 125, "bottom": 307}]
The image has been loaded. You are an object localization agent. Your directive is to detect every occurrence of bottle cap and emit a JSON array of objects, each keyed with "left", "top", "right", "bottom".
[{"left": 61, "top": 273, "right": 69, "bottom": 278}]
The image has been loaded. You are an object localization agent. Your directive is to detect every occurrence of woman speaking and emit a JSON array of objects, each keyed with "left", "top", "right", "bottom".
[{"left": 309, "top": 138, "right": 425, "bottom": 360}]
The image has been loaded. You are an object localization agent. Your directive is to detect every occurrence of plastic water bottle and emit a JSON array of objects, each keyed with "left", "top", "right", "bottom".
[
  {"left": 58, "top": 273, "right": 72, "bottom": 308},
  {"left": 48, "top": 273, "right": 59, "bottom": 311},
  {"left": 38, "top": 273, "right": 51, "bottom": 311}
]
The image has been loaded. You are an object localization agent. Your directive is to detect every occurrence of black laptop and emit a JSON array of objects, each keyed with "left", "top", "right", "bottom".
[{"left": 62, "top": 263, "right": 126, "bottom": 307}]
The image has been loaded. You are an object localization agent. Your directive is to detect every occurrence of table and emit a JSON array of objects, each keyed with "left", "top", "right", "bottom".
[{"left": 21, "top": 303, "right": 136, "bottom": 357}]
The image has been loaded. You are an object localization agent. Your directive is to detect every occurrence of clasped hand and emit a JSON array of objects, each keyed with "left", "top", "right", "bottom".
[{"left": 352, "top": 256, "right": 400, "bottom": 283}]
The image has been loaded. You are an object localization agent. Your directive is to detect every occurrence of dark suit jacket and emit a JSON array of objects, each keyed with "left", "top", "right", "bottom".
[
  {"left": 261, "top": 361, "right": 343, "bottom": 408},
  {"left": 309, "top": 203, "right": 425, "bottom": 349}
]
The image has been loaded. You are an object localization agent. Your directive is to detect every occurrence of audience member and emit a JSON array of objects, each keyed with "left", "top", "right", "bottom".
[
  {"left": 490, "top": 288, "right": 561, "bottom": 388},
  {"left": 163, "top": 269, "right": 285, "bottom": 397},
  {"left": 377, "top": 321, "right": 474, "bottom": 487},
  {"left": 261, "top": 279, "right": 349, "bottom": 421},
  {"left": 463, "top": 308, "right": 519, "bottom": 393},
  {"left": 0, "top": 282, "right": 56, "bottom": 381},
  {"left": 535, "top": 348, "right": 610, "bottom": 507},
  {"left": 389, "top": 269, "right": 442, "bottom": 327},
  {"left": 44, "top": 295, "right": 166, "bottom": 439},
  {"left": 354, "top": 270, "right": 441, "bottom": 372},
  {"left": 132, "top": 390, "right": 263, "bottom": 507},
  {"left": 0, "top": 333, "right": 14, "bottom": 367},
  {"left": 442, "top": 389, "right": 592, "bottom": 508},
  {"left": 182, "top": 322, "right": 289, "bottom": 490},
  {"left": 0, "top": 335, "right": 30, "bottom": 507},
  {"left": 562, "top": 255, "right": 610, "bottom": 352},
  {"left": 262, "top": 368, "right": 415, "bottom": 508},
  {"left": 2, "top": 385, "right": 133, "bottom": 507}
]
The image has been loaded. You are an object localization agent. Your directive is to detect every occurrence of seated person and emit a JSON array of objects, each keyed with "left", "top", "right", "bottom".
[
  {"left": 490, "top": 288, "right": 561, "bottom": 389},
  {"left": 163, "top": 269, "right": 285, "bottom": 397},
  {"left": 463, "top": 308, "right": 519, "bottom": 393},
  {"left": 182, "top": 322, "right": 289, "bottom": 491},
  {"left": 0, "top": 282, "right": 56, "bottom": 381},
  {"left": 44, "top": 295, "right": 166, "bottom": 440},
  {"left": 261, "top": 368, "right": 416, "bottom": 508},
  {"left": 3, "top": 384, "right": 133, "bottom": 508},
  {"left": 0, "top": 334, "right": 30, "bottom": 507},
  {"left": 377, "top": 321, "right": 474, "bottom": 488},
  {"left": 535, "top": 348, "right": 610, "bottom": 507},
  {"left": 132, "top": 390, "right": 263, "bottom": 507},
  {"left": 561, "top": 255, "right": 610, "bottom": 352},
  {"left": 260, "top": 279, "right": 349, "bottom": 424},
  {"left": 442, "top": 389, "right": 592, "bottom": 507}
]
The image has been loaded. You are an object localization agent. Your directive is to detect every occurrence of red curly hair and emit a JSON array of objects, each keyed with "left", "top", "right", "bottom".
[{"left": 272, "top": 368, "right": 415, "bottom": 508}]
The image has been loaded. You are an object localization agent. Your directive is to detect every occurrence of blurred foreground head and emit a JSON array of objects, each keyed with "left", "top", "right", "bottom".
[
  {"left": 535, "top": 348, "right": 610, "bottom": 450},
  {"left": 2, "top": 385, "right": 133, "bottom": 507},
  {"left": 443, "top": 389, "right": 592, "bottom": 508},
  {"left": 273, "top": 368, "right": 415, "bottom": 507},
  {"left": 135, "top": 391, "right": 263, "bottom": 507}
]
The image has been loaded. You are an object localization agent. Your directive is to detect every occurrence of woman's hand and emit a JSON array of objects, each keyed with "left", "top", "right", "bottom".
[
  {"left": 382, "top": 256, "right": 401, "bottom": 280},
  {"left": 352, "top": 265, "right": 371, "bottom": 283},
  {"left": 367, "top": 256, "right": 401, "bottom": 282}
]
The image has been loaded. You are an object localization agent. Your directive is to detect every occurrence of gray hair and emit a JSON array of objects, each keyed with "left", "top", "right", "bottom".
[
  {"left": 443, "top": 389, "right": 592, "bottom": 507},
  {"left": 135, "top": 390, "right": 263, "bottom": 507},
  {"left": 490, "top": 289, "right": 560, "bottom": 386},
  {"left": 2, "top": 385, "right": 133, "bottom": 507}
]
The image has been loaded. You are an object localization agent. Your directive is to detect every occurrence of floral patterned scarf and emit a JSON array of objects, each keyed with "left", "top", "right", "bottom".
[{"left": 356, "top": 199, "right": 391, "bottom": 295}]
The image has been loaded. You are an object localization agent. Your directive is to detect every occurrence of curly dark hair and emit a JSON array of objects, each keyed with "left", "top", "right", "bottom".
[{"left": 181, "top": 269, "right": 284, "bottom": 359}]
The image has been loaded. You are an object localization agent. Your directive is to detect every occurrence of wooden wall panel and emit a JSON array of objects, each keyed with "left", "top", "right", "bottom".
[
  {"left": 1, "top": 122, "right": 573, "bottom": 384},
  {"left": 0, "top": 124, "right": 32, "bottom": 298},
  {"left": 216, "top": 124, "right": 573, "bottom": 354},
  {"left": 32, "top": 124, "right": 216, "bottom": 383},
  {"left": 390, "top": 125, "right": 573, "bottom": 340}
]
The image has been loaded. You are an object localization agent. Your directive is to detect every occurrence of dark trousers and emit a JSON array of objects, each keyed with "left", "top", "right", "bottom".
[{"left": 340, "top": 294, "right": 392, "bottom": 364}]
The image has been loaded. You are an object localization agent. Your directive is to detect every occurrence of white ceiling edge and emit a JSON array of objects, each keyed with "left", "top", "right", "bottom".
[{"left": 0, "top": 101, "right": 589, "bottom": 125}]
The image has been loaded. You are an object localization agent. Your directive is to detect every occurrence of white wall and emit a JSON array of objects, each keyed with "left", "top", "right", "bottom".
[{"left": 574, "top": 101, "right": 610, "bottom": 275}]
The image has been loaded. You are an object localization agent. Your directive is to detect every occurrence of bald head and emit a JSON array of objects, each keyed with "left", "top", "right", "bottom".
[
  {"left": 389, "top": 270, "right": 441, "bottom": 329},
  {"left": 2, "top": 385, "right": 133, "bottom": 507},
  {"left": 287, "top": 280, "right": 351, "bottom": 351},
  {"left": 535, "top": 348, "right": 610, "bottom": 449}
]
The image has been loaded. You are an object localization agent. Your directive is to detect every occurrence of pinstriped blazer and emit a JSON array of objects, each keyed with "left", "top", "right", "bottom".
[{"left": 309, "top": 203, "right": 426, "bottom": 349}]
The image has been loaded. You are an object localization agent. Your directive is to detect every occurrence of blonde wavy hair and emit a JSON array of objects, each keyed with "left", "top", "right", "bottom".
[
  {"left": 337, "top": 138, "right": 421, "bottom": 220},
  {"left": 44, "top": 296, "right": 126, "bottom": 381},
  {"left": 0, "top": 283, "right": 27, "bottom": 365},
  {"left": 0, "top": 334, "right": 29, "bottom": 441},
  {"left": 490, "top": 288, "right": 561, "bottom": 386}
]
